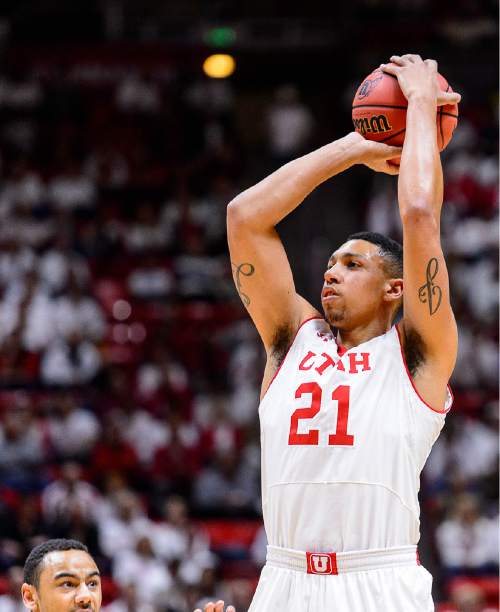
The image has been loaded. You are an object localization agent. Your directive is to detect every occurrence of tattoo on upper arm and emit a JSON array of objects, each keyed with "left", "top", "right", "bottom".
[
  {"left": 418, "top": 258, "right": 442, "bottom": 315},
  {"left": 231, "top": 261, "right": 255, "bottom": 306}
]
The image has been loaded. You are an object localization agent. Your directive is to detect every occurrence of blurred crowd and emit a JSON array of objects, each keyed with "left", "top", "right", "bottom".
[{"left": 0, "top": 21, "right": 496, "bottom": 612}]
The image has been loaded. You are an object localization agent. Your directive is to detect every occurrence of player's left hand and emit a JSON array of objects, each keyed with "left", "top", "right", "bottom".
[
  {"left": 381, "top": 55, "right": 461, "bottom": 107},
  {"left": 351, "top": 132, "right": 402, "bottom": 175},
  {"left": 194, "top": 601, "right": 236, "bottom": 612}
]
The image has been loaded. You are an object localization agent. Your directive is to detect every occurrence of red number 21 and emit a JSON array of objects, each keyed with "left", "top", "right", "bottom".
[{"left": 288, "top": 382, "right": 354, "bottom": 446}]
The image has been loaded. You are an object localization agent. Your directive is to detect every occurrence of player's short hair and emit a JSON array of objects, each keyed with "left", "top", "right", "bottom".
[
  {"left": 347, "top": 231, "right": 403, "bottom": 279},
  {"left": 23, "top": 539, "right": 89, "bottom": 588}
]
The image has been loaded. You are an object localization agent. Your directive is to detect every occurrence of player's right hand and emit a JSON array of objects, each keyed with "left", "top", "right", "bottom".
[
  {"left": 381, "top": 55, "right": 461, "bottom": 107},
  {"left": 194, "top": 601, "right": 236, "bottom": 612}
]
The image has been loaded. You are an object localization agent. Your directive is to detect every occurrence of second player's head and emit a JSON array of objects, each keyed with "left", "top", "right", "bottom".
[
  {"left": 322, "top": 231, "right": 403, "bottom": 330},
  {"left": 22, "top": 539, "right": 102, "bottom": 612}
]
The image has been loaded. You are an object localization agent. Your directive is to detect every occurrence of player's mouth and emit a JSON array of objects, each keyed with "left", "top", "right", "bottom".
[{"left": 322, "top": 288, "right": 341, "bottom": 302}]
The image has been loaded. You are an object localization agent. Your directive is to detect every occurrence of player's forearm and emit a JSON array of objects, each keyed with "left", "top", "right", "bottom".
[
  {"left": 227, "top": 133, "right": 361, "bottom": 230},
  {"left": 398, "top": 97, "right": 443, "bottom": 224}
]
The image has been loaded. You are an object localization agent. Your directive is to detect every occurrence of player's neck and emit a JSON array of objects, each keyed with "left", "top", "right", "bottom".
[{"left": 335, "top": 316, "right": 393, "bottom": 350}]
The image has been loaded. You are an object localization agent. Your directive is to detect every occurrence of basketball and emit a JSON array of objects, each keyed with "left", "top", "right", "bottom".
[{"left": 352, "top": 65, "right": 459, "bottom": 151}]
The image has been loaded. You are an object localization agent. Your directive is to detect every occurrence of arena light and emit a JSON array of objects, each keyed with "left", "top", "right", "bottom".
[{"left": 203, "top": 54, "right": 236, "bottom": 79}]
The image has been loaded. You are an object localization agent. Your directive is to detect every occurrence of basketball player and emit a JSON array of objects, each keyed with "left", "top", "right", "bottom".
[
  {"left": 224, "top": 54, "right": 461, "bottom": 611},
  {"left": 21, "top": 539, "right": 102, "bottom": 612}
]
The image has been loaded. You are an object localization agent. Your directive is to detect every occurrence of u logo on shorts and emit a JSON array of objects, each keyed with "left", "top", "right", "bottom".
[{"left": 306, "top": 552, "right": 338, "bottom": 575}]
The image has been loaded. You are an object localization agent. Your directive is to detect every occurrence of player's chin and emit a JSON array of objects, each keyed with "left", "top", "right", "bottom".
[{"left": 322, "top": 304, "right": 345, "bottom": 326}]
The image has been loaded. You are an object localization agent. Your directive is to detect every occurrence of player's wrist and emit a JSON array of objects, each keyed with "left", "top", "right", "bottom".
[
  {"left": 406, "top": 92, "right": 436, "bottom": 108},
  {"left": 344, "top": 131, "right": 369, "bottom": 164}
]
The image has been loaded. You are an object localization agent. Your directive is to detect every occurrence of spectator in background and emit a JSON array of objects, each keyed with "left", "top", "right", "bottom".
[
  {"left": 0, "top": 493, "right": 47, "bottom": 566},
  {"left": 120, "top": 398, "right": 167, "bottom": 469},
  {"left": 266, "top": 85, "right": 314, "bottom": 163},
  {"left": 123, "top": 202, "right": 171, "bottom": 254},
  {"left": 115, "top": 71, "right": 161, "bottom": 114},
  {"left": 0, "top": 270, "right": 55, "bottom": 353},
  {"left": 38, "top": 236, "right": 90, "bottom": 295},
  {"left": 46, "top": 394, "right": 100, "bottom": 460},
  {"left": 0, "top": 160, "right": 45, "bottom": 213},
  {"left": 0, "top": 566, "right": 25, "bottom": 612},
  {"left": 436, "top": 493, "right": 499, "bottom": 576},
  {"left": 90, "top": 412, "right": 140, "bottom": 488},
  {"left": 0, "top": 330, "right": 39, "bottom": 386},
  {"left": 192, "top": 448, "right": 258, "bottom": 514},
  {"left": 150, "top": 409, "right": 202, "bottom": 496},
  {"left": 41, "top": 462, "right": 100, "bottom": 526},
  {"left": 103, "top": 583, "right": 156, "bottom": 612},
  {"left": 41, "top": 331, "right": 102, "bottom": 387},
  {"left": 173, "top": 231, "right": 228, "bottom": 301},
  {"left": 54, "top": 276, "right": 105, "bottom": 342},
  {"left": 112, "top": 535, "right": 172, "bottom": 608},
  {"left": 96, "top": 490, "right": 151, "bottom": 559},
  {"left": 127, "top": 253, "right": 174, "bottom": 300},
  {"left": 47, "top": 160, "right": 97, "bottom": 211},
  {"left": 0, "top": 239, "right": 34, "bottom": 289},
  {"left": 0, "top": 396, "right": 45, "bottom": 491},
  {"left": 153, "top": 495, "right": 209, "bottom": 566}
]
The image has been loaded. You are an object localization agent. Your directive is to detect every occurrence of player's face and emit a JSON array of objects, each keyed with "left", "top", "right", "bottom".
[
  {"left": 321, "top": 239, "right": 393, "bottom": 329},
  {"left": 22, "top": 550, "right": 102, "bottom": 612}
]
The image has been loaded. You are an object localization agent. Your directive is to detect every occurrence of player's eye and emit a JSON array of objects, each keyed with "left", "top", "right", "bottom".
[{"left": 347, "top": 261, "right": 359, "bottom": 268}]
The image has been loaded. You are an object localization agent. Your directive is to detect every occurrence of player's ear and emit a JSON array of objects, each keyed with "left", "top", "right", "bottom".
[
  {"left": 21, "top": 583, "right": 39, "bottom": 611},
  {"left": 384, "top": 278, "right": 403, "bottom": 303}
]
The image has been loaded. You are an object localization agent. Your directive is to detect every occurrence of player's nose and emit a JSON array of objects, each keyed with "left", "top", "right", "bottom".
[
  {"left": 324, "top": 265, "right": 342, "bottom": 284},
  {"left": 74, "top": 584, "right": 93, "bottom": 607}
]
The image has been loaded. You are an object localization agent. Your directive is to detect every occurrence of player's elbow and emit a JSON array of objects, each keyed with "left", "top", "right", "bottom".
[
  {"left": 227, "top": 196, "right": 259, "bottom": 231},
  {"left": 227, "top": 197, "right": 247, "bottom": 230}
]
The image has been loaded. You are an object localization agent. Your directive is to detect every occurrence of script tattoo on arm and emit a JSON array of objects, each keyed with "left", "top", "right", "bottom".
[
  {"left": 418, "top": 257, "right": 442, "bottom": 315},
  {"left": 231, "top": 261, "right": 255, "bottom": 306}
]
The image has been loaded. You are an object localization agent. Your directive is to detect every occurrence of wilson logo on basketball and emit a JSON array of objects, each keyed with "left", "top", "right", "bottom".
[
  {"left": 356, "top": 74, "right": 383, "bottom": 99},
  {"left": 352, "top": 115, "right": 392, "bottom": 136}
]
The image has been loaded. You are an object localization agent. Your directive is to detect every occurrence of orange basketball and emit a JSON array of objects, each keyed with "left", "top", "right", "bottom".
[{"left": 352, "top": 65, "right": 459, "bottom": 151}]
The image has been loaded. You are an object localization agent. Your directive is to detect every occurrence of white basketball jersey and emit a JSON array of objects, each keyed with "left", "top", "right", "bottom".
[{"left": 259, "top": 317, "right": 452, "bottom": 553}]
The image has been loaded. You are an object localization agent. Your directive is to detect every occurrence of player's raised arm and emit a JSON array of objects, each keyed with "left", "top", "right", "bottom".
[
  {"left": 382, "top": 55, "right": 461, "bottom": 407},
  {"left": 227, "top": 134, "right": 401, "bottom": 352}
]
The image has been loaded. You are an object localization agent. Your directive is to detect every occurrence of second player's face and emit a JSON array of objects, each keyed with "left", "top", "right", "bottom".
[
  {"left": 321, "top": 239, "right": 393, "bottom": 329},
  {"left": 23, "top": 550, "right": 102, "bottom": 612}
]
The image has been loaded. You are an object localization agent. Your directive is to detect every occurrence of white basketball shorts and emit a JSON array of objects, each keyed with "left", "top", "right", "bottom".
[{"left": 248, "top": 545, "right": 434, "bottom": 612}]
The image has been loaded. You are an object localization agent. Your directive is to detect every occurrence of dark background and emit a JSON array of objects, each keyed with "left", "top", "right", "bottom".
[{"left": 0, "top": 2, "right": 496, "bottom": 611}]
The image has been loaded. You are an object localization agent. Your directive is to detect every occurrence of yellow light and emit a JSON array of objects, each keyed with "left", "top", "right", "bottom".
[{"left": 203, "top": 54, "right": 236, "bottom": 79}]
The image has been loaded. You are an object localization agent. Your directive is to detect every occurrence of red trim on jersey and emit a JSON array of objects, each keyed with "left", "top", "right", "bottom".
[
  {"left": 395, "top": 324, "right": 454, "bottom": 414},
  {"left": 261, "top": 317, "right": 323, "bottom": 399},
  {"left": 416, "top": 549, "right": 421, "bottom": 566}
]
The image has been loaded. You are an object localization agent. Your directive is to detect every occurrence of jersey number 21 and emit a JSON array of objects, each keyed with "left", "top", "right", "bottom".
[{"left": 288, "top": 382, "right": 354, "bottom": 446}]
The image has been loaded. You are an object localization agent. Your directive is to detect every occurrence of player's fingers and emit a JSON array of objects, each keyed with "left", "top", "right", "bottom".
[
  {"left": 437, "top": 91, "right": 461, "bottom": 106},
  {"left": 194, "top": 609, "right": 202, "bottom": 612},
  {"left": 214, "top": 602, "right": 226, "bottom": 612},
  {"left": 424, "top": 58, "right": 438, "bottom": 71},
  {"left": 204, "top": 603, "right": 215, "bottom": 612},
  {"left": 227, "top": 607, "right": 236, "bottom": 612},
  {"left": 380, "top": 63, "right": 399, "bottom": 76},
  {"left": 389, "top": 55, "right": 406, "bottom": 66},
  {"left": 401, "top": 53, "right": 422, "bottom": 63}
]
